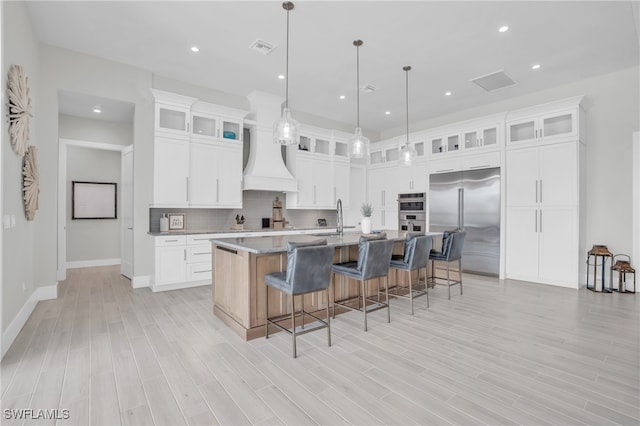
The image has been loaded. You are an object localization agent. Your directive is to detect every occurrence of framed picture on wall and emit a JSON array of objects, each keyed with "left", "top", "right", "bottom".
[
  {"left": 72, "top": 181, "right": 117, "bottom": 219},
  {"left": 168, "top": 213, "right": 185, "bottom": 230}
]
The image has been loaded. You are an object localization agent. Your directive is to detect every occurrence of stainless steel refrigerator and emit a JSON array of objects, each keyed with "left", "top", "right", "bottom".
[{"left": 429, "top": 167, "right": 500, "bottom": 276}]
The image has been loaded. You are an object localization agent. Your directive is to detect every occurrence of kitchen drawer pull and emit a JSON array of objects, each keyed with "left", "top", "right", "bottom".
[
  {"left": 165, "top": 239, "right": 179, "bottom": 242},
  {"left": 216, "top": 246, "right": 237, "bottom": 255},
  {"left": 193, "top": 252, "right": 210, "bottom": 256},
  {"left": 436, "top": 169, "right": 454, "bottom": 173},
  {"left": 194, "top": 270, "right": 212, "bottom": 274},
  {"left": 469, "top": 164, "right": 490, "bottom": 169}
]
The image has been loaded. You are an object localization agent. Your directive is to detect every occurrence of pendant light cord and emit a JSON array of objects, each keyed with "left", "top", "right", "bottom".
[
  {"left": 285, "top": 6, "right": 290, "bottom": 110},
  {"left": 356, "top": 42, "right": 360, "bottom": 128},
  {"left": 404, "top": 66, "right": 411, "bottom": 145}
]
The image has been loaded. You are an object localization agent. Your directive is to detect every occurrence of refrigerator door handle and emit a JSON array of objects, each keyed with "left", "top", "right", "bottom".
[{"left": 458, "top": 187, "right": 463, "bottom": 230}]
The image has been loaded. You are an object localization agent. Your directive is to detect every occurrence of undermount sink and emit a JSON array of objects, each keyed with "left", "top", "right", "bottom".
[{"left": 310, "top": 232, "right": 343, "bottom": 236}]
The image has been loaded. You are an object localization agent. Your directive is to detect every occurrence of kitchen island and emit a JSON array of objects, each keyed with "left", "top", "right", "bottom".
[{"left": 211, "top": 231, "right": 439, "bottom": 340}]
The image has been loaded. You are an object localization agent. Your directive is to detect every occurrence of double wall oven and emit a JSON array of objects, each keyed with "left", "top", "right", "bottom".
[{"left": 398, "top": 192, "right": 426, "bottom": 232}]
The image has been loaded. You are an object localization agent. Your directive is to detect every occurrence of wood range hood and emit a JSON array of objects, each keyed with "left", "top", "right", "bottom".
[{"left": 243, "top": 91, "right": 297, "bottom": 192}]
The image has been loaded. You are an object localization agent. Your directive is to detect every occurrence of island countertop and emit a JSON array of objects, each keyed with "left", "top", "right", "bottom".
[{"left": 210, "top": 230, "right": 440, "bottom": 254}]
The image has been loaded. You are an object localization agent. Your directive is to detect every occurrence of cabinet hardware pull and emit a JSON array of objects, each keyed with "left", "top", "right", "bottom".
[
  {"left": 535, "top": 180, "right": 538, "bottom": 203},
  {"left": 216, "top": 246, "right": 237, "bottom": 255},
  {"left": 216, "top": 179, "right": 220, "bottom": 202},
  {"left": 540, "top": 210, "right": 543, "bottom": 233},
  {"left": 184, "top": 249, "right": 186, "bottom": 261},
  {"left": 194, "top": 270, "right": 212, "bottom": 274},
  {"left": 539, "top": 180, "right": 543, "bottom": 203},
  {"left": 535, "top": 210, "right": 538, "bottom": 232},
  {"left": 186, "top": 177, "right": 190, "bottom": 202},
  {"left": 166, "top": 239, "right": 179, "bottom": 242},
  {"left": 187, "top": 122, "right": 190, "bottom": 133},
  {"left": 469, "top": 165, "right": 490, "bottom": 169},
  {"left": 535, "top": 129, "right": 538, "bottom": 139},
  {"left": 540, "top": 128, "right": 543, "bottom": 138},
  {"left": 194, "top": 252, "right": 210, "bottom": 256}
]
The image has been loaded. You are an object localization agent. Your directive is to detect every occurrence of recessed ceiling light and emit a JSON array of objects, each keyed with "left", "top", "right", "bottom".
[
  {"left": 498, "top": 25, "right": 510, "bottom": 33},
  {"left": 339, "top": 95, "right": 346, "bottom": 100},
  {"left": 92, "top": 105, "right": 102, "bottom": 114},
  {"left": 445, "top": 91, "right": 452, "bottom": 96},
  {"left": 190, "top": 46, "right": 200, "bottom": 53},
  {"left": 531, "top": 64, "right": 541, "bottom": 70},
  {"left": 385, "top": 111, "right": 391, "bottom": 115},
  {"left": 278, "top": 74, "right": 285, "bottom": 80}
]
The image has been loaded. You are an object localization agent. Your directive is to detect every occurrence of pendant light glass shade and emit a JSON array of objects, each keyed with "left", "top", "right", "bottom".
[
  {"left": 274, "top": 2, "right": 298, "bottom": 145},
  {"left": 350, "top": 40, "right": 369, "bottom": 158},
  {"left": 274, "top": 107, "right": 299, "bottom": 145},
  {"left": 349, "top": 127, "right": 369, "bottom": 158},
  {"left": 400, "top": 65, "right": 417, "bottom": 166}
]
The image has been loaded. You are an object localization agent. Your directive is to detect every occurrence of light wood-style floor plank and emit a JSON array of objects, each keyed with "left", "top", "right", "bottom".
[{"left": 1, "top": 265, "right": 638, "bottom": 425}]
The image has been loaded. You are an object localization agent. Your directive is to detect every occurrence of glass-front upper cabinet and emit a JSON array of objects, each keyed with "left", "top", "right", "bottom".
[
  {"left": 430, "top": 131, "right": 461, "bottom": 155},
  {"left": 464, "top": 125, "right": 499, "bottom": 150},
  {"left": 335, "top": 140, "right": 349, "bottom": 158},
  {"left": 507, "top": 109, "right": 577, "bottom": 145},
  {"left": 156, "top": 104, "right": 191, "bottom": 137},
  {"left": 191, "top": 113, "right": 242, "bottom": 142}
]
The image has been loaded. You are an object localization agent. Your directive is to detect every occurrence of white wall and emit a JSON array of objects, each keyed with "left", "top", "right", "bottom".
[
  {"left": 2, "top": 1, "right": 39, "bottom": 334},
  {"left": 66, "top": 147, "right": 121, "bottom": 264},
  {"left": 59, "top": 114, "right": 133, "bottom": 145},
  {"left": 381, "top": 66, "right": 640, "bottom": 260}
]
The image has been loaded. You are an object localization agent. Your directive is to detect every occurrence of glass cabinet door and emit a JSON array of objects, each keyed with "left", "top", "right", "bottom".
[
  {"left": 508, "top": 119, "right": 536, "bottom": 143},
  {"left": 192, "top": 114, "right": 217, "bottom": 138},
  {"left": 483, "top": 127, "right": 497, "bottom": 146},
  {"left": 540, "top": 111, "right": 575, "bottom": 139},
  {"left": 447, "top": 134, "right": 460, "bottom": 152},
  {"left": 157, "top": 105, "right": 190, "bottom": 135},
  {"left": 431, "top": 137, "right": 445, "bottom": 154},
  {"left": 315, "top": 138, "right": 330, "bottom": 155},
  {"left": 464, "top": 131, "right": 479, "bottom": 149}
]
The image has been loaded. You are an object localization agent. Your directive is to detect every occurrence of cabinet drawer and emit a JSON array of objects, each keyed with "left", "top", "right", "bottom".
[
  {"left": 429, "top": 157, "right": 462, "bottom": 174},
  {"left": 187, "top": 245, "right": 212, "bottom": 262},
  {"left": 462, "top": 151, "right": 500, "bottom": 170},
  {"left": 155, "top": 235, "right": 187, "bottom": 247},
  {"left": 187, "top": 262, "right": 212, "bottom": 282},
  {"left": 187, "top": 234, "right": 215, "bottom": 245}
]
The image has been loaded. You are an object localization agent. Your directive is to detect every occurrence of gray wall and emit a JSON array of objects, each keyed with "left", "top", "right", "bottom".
[
  {"left": 381, "top": 66, "right": 640, "bottom": 257},
  {"left": 2, "top": 1, "right": 39, "bottom": 333},
  {"left": 66, "top": 147, "right": 121, "bottom": 263}
]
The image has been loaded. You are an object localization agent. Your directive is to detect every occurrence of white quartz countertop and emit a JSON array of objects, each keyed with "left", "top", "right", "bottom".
[
  {"left": 210, "top": 231, "right": 441, "bottom": 254},
  {"left": 148, "top": 226, "right": 356, "bottom": 237}
]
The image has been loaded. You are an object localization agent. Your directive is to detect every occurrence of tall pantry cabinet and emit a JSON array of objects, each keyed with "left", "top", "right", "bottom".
[{"left": 505, "top": 96, "right": 585, "bottom": 288}]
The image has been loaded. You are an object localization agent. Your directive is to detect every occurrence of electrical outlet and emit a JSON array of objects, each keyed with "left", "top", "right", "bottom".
[{"left": 22, "top": 282, "right": 27, "bottom": 292}]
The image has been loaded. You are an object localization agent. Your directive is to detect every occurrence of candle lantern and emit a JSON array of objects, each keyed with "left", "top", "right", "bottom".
[
  {"left": 610, "top": 254, "right": 636, "bottom": 294},
  {"left": 586, "top": 245, "right": 613, "bottom": 292}
]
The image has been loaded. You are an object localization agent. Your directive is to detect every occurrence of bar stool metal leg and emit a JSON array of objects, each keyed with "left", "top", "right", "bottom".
[
  {"left": 265, "top": 285, "right": 270, "bottom": 339},
  {"left": 291, "top": 295, "right": 296, "bottom": 358},
  {"left": 385, "top": 276, "right": 390, "bottom": 323},
  {"left": 326, "top": 289, "right": 331, "bottom": 347},
  {"left": 459, "top": 259, "right": 463, "bottom": 296},
  {"left": 362, "top": 279, "right": 367, "bottom": 332}
]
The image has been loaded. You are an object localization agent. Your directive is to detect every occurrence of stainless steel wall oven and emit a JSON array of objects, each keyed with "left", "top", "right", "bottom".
[{"left": 398, "top": 192, "right": 426, "bottom": 232}]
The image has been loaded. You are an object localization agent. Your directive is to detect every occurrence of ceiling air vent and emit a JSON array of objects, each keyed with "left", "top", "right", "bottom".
[
  {"left": 470, "top": 70, "right": 517, "bottom": 92},
  {"left": 249, "top": 39, "right": 276, "bottom": 55},
  {"left": 360, "top": 84, "right": 376, "bottom": 93}
]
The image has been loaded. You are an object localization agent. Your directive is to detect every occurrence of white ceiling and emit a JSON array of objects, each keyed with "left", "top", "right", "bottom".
[{"left": 27, "top": 1, "right": 640, "bottom": 134}]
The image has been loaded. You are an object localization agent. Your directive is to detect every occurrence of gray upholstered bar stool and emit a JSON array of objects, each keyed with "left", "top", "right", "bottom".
[
  {"left": 388, "top": 234, "right": 434, "bottom": 314},
  {"left": 264, "top": 240, "right": 334, "bottom": 358},
  {"left": 429, "top": 231, "right": 466, "bottom": 300},
  {"left": 332, "top": 233, "right": 395, "bottom": 331}
]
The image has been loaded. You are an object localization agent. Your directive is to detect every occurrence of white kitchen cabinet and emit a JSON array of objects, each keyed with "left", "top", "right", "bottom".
[
  {"left": 367, "top": 166, "right": 398, "bottom": 230},
  {"left": 152, "top": 89, "right": 197, "bottom": 138},
  {"left": 333, "top": 159, "right": 350, "bottom": 207},
  {"left": 190, "top": 142, "right": 243, "bottom": 208},
  {"left": 286, "top": 154, "right": 333, "bottom": 209},
  {"left": 506, "top": 97, "right": 582, "bottom": 146},
  {"left": 191, "top": 111, "right": 243, "bottom": 143},
  {"left": 430, "top": 131, "right": 461, "bottom": 155},
  {"left": 153, "top": 136, "right": 190, "bottom": 206},
  {"left": 505, "top": 140, "right": 582, "bottom": 288},
  {"left": 154, "top": 236, "right": 188, "bottom": 287},
  {"left": 463, "top": 123, "right": 500, "bottom": 150}
]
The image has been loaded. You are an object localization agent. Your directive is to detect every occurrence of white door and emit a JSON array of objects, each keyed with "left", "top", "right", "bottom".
[
  {"left": 154, "top": 137, "right": 189, "bottom": 205},
  {"left": 538, "top": 206, "right": 578, "bottom": 286},
  {"left": 189, "top": 142, "right": 218, "bottom": 206},
  {"left": 506, "top": 147, "right": 539, "bottom": 206},
  {"left": 505, "top": 206, "right": 540, "bottom": 281},
  {"left": 539, "top": 142, "right": 577, "bottom": 206},
  {"left": 218, "top": 146, "right": 243, "bottom": 207},
  {"left": 121, "top": 146, "right": 133, "bottom": 279}
]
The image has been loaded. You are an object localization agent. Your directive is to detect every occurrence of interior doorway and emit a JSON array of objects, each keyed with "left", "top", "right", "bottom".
[{"left": 57, "top": 139, "right": 132, "bottom": 281}]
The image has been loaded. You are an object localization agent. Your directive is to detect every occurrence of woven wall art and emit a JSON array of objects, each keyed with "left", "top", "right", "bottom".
[
  {"left": 8, "top": 64, "right": 32, "bottom": 156},
  {"left": 23, "top": 146, "right": 39, "bottom": 221}
]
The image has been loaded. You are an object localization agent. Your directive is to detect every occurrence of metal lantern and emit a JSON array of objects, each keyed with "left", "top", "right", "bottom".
[
  {"left": 610, "top": 254, "right": 636, "bottom": 293},
  {"left": 586, "top": 244, "right": 613, "bottom": 292}
]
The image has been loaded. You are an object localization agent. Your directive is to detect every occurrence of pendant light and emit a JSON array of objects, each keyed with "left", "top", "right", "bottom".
[
  {"left": 349, "top": 40, "right": 370, "bottom": 158},
  {"left": 274, "top": 1, "right": 299, "bottom": 145},
  {"left": 400, "top": 65, "right": 417, "bottom": 166}
]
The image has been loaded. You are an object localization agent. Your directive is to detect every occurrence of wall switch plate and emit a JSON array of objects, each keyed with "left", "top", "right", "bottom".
[
  {"left": 10, "top": 215, "right": 16, "bottom": 227},
  {"left": 3, "top": 215, "right": 11, "bottom": 229}
]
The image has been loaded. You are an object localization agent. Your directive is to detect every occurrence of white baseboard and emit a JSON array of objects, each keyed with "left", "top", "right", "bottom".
[
  {"left": 132, "top": 275, "right": 150, "bottom": 289},
  {"left": 67, "top": 258, "right": 120, "bottom": 269},
  {"left": 2, "top": 283, "right": 58, "bottom": 359},
  {"left": 151, "top": 280, "right": 210, "bottom": 293}
]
